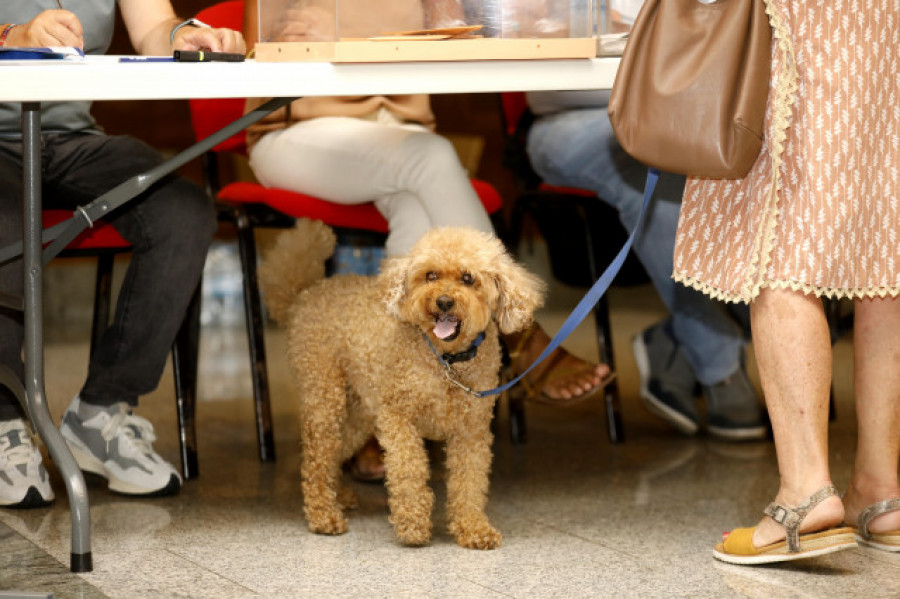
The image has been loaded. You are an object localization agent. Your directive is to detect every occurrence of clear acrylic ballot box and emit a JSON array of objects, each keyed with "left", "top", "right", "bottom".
[{"left": 254, "top": 0, "right": 597, "bottom": 62}]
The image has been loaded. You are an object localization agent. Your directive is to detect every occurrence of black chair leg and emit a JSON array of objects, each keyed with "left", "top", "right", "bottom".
[
  {"left": 593, "top": 295, "right": 624, "bottom": 443},
  {"left": 573, "top": 198, "right": 627, "bottom": 444},
  {"left": 497, "top": 336, "right": 527, "bottom": 444},
  {"left": 89, "top": 253, "right": 115, "bottom": 356},
  {"left": 172, "top": 284, "right": 202, "bottom": 479},
  {"left": 508, "top": 392, "right": 528, "bottom": 444},
  {"left": 234, "top": 209, "right": 276, "bottom": 463}
]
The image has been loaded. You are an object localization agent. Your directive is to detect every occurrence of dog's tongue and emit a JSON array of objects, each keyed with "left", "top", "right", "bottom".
[{"left": 433, "top": 315, "right": 459, "bottom": 340}]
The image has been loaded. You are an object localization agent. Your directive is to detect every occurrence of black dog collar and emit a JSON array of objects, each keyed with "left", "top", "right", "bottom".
[
  {"left": 443, "top": 331, "right": 485, "bottom": 364},
  {"left": 424, "top": 331, "right": 485, "bottom": 365}
]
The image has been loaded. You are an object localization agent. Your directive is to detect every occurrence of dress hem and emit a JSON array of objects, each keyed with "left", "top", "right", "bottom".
[{"left": 673, "top": 271, "right": 900, "bottom": 305}]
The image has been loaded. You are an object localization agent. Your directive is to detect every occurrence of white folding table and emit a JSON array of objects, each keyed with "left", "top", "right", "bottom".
[{"left": 0, "top": 55, "right": 619, "bottom": 572}]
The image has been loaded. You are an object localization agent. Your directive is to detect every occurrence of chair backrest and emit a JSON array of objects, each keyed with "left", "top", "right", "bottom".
[
  {"left": 498, "top": 92, "right": 542, "bottom": 190},
  {"left": 188, "top": 0, "right": 248, "bottom": 154},
  {"left": 500, "top": 92, "right": 528, "bottom": 137}
]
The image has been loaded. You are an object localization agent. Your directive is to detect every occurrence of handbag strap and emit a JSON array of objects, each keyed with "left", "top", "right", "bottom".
[{"left": 470, "top": 168, "right": 660, "bottom": 398}]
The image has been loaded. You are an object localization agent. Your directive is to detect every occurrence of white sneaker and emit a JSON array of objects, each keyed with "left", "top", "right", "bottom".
[
  {"left": 0, "top": 419, "right": 55, "bottom": 508},
  {"left": 60, "top": 397, "right": 181, "bottom": 496}
]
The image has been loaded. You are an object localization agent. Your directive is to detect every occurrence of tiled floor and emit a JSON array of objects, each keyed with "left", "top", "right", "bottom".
[{"left": 2, "top": 246, "right": 897, "bottom": 598}]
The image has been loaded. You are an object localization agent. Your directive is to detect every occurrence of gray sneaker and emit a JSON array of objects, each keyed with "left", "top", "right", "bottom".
[
  {"left": 0, "top": 418, "right": 55, "bottom": 508},
  {"left": 632, "top": 320, "right": 700, "bottom": 435},
  {"left": 704, "top": 369, "right": 769, "bottom": 441},
  {"left": 60, "top": 397, "right": 181, "bottom": 496}
]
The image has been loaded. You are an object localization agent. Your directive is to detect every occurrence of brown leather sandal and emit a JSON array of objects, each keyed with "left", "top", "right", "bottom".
[{"left": 507, "top": 325, "right": 615, "bottom": 407}]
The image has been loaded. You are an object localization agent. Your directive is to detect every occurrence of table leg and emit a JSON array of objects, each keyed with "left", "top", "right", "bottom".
[{"left": 20, "top": 102, "right": 92, "bottom": 573}]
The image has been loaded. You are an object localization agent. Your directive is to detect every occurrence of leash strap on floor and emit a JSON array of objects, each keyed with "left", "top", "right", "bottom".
[{"left": 472, "top": 168, "right": 660, "bottom": 398}]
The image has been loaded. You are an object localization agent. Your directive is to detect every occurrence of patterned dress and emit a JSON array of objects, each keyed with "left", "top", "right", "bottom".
[{"left": 672, "top": 0, "right": 899, "bottom": 304}]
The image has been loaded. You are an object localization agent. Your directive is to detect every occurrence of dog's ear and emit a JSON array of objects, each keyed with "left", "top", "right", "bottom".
[
  {"left": 379, "top": 254, "right": 411, "bottom": 319},
  {"left": 491, "top": 254, "right": 546, "bottom": 334}
]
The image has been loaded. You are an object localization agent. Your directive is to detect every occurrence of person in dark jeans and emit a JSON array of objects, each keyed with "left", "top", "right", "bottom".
[
  {"left": 0, "top": 2, "right": 245, "bottom": 508},
  {"left": 524, "top": 90, "right": 767, "bottom": 441}
]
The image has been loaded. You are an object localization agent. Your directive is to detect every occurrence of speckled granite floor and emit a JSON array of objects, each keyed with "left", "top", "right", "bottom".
[{"left": 1, "top": 247, "right": 897, "bottom": 599}]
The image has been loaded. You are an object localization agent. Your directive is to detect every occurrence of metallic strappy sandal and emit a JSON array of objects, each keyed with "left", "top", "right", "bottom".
[
  {"left": 854, "top": 498, "right": 900, "bottom": 552},
  {"left": 713, "top": 484, "right": 858, "bottom": 565}
]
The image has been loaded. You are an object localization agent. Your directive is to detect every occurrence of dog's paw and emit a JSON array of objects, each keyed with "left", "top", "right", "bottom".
[
  {"left": 306, "top": 508, "right": 349, "bottom": 536},
  {"left": 451, "top": 522, "right": 502, "bottom": 550},
  {"left": 392, "top": 518, "right": 432, "bottom": 547}
]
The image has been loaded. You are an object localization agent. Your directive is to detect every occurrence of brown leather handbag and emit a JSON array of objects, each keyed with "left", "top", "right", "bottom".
[{"left": 608, "top": 0, "right": 772, "bottom": 179}]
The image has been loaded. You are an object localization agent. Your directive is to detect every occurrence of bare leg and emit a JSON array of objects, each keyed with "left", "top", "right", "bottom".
[
  {"left": 748, "top": 288, "right": 844, "bottom": 547},
  {"left": 843, "top": 296, "right": 900, "bottom": 533}
]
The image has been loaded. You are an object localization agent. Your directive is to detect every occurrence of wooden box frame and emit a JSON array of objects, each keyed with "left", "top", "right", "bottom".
[{"left": 254, "top": 37, "right": 597, "bottom": 63}]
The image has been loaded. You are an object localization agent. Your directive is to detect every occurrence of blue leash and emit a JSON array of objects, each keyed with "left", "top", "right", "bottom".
[{"left": 467, "top": 168, "right": 660, "bottom": 398}]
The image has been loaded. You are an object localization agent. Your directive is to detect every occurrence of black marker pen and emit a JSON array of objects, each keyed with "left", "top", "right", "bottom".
[{"left": 173, "top": 50, "right": 245, "bottom": 62}]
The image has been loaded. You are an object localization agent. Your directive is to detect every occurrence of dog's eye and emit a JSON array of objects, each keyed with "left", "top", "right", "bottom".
[
  {"left": 461, "top": 273, "right": 475, "bottom": 286},
  {"left": 426, "top": 271, "right": 438, "bottom": 282}
]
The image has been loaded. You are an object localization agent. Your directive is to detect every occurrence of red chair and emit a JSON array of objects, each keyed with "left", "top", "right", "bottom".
[
  {"left": 189, "top": 0, "right": 504, "bottom": 466},
  {"left": 43, "top": 210, "right": 202, "bottom": 478},
  {"left": 499, "top": 92, "right": 653, "bottom": 445}
]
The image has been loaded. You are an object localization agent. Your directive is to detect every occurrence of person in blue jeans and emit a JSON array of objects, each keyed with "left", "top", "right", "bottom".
[{"left": 524, "top": 90, "right": 767, "bottom": 440}]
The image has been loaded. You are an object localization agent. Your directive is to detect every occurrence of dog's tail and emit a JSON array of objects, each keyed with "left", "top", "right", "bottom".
[{"left": 258, "top": 218, "right": 337, "bottom": 325}]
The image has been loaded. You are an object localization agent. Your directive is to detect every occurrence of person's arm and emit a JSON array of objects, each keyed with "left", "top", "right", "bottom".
[
  {"left": 119, "top": 0, "right": 246, "bottom": 56},
  {"left": 0, "top": 10, "right": 83, "bottom": 48}
]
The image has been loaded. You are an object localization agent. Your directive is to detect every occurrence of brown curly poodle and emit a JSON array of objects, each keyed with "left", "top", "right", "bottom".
[{"left": 259, "top": 219, "right": 545, "bottom": 549}]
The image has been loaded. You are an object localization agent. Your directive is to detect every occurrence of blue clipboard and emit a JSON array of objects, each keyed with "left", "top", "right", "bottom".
[{"left": 0, "top": 46, "right": 85, "bottom": 60}]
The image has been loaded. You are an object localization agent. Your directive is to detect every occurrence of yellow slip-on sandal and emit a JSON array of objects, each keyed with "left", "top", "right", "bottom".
[{"left": 713, "top": 484, "right": 858, "bottom": 565}]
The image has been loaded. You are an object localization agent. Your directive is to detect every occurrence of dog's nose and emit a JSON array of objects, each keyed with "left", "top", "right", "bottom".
[{"left": 436, "top": 295, "right": 455, "bottom": 312}]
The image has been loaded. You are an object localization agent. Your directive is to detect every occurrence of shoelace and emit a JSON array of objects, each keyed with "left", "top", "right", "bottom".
[
  {"left": 100, "top": 405, "right": 157, "bottom": 456},
  {"left": 0, "top": 423, "right": 37, "bottom": 467}
]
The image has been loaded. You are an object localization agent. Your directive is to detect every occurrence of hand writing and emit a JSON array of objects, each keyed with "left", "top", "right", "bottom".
[{"left": 8, "top": 10, "right": 83, "bottom": 49}]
